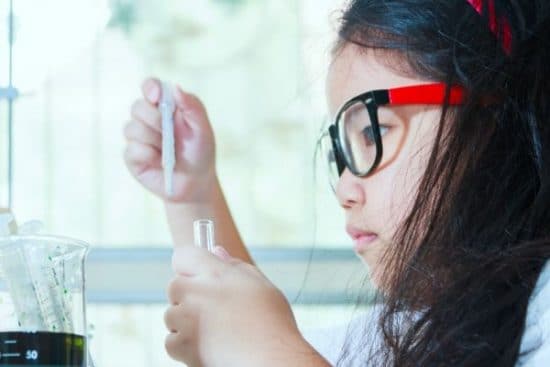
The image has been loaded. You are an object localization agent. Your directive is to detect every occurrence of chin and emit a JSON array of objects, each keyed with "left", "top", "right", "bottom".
[
  {"left": 356, "top": 246, "right": 378, "bottom": 267},
  {"left": 356, "top": 251, "right": 384, "bottom": 289}
]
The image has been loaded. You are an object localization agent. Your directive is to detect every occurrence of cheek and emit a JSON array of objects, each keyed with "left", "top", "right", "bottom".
[
  {"left": 359, "top": 124, "right": 436, "bottom": 240},
  {"left": 355, "top": 112, "right": 440, "bottom": 285},
  {"left": 387, "top": 121, "right": 437, "bottom": 224},
  {"left": 364, "top": 161, "right": 417, "bottom": 237},
  {"left": 387, "top": 155, "right": 425, "bottom": 223},
  {"left": 357, "top": 158, "right": 427, "bottom": 287}
]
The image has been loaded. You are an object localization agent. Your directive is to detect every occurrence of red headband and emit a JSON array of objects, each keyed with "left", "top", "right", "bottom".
[{"left": 466, "top": 0, "right": 512, "bottom": 55}]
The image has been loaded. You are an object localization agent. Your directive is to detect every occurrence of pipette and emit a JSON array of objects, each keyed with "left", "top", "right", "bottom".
[
  {"left": 160, "top": 82, "right": 176, "bottom": 197},
  {"left": 0, "top": 218, "right": 97, "bottom": 366},
  {"left": 193, "top": 219, "right": 215, "bottom": 252},
  {"left": 0, "top": 214, "right": 72, "bottom": 332},
  {"left": 23, "top": 245, "right": 75, "bottom": 332}
]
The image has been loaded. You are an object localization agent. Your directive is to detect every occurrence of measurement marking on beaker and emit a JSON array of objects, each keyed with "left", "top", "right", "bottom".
[
  {"left": 3, "top": 339, "right": 17, "bottom": 344},
  {"left": 1, "top": 352, "right": 21, "bottom": 357}
]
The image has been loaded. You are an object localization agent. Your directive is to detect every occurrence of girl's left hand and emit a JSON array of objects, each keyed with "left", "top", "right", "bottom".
[{"left": 164, "top": 245, "right": 326, "bottom": 367}]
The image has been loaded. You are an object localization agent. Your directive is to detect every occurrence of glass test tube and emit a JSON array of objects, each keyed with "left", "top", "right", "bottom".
[{"left": 193, "top": 219, "right": 215, "bottom": 252}]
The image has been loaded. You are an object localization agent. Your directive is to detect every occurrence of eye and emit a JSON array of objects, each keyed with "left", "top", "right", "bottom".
[{"left": 362, "top": 125, "right": 389, "bottom": 145}]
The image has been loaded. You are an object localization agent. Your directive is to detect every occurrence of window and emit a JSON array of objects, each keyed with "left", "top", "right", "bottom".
[{"left": 1, "top": 1, "right": 374, "bottom": 366}]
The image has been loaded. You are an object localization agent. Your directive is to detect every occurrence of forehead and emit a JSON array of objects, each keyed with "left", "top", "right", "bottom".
[{"left": 326, "top": 44, "right": 429, "bottom": 116}]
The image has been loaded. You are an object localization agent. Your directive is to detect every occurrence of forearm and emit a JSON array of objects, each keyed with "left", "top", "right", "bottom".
[
  {"left": 270, "top": 351, "right": 331, "bottom": 367},
  {"left": 164, "top": 176, "right": 253, "bottom": 264},
  {"left": 246, "top": 336, "right": 331, "bottom": 367}
]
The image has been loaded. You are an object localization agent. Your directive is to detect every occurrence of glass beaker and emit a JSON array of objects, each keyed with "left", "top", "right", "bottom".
[{"left": 0, "top": 235, "right": 90, "bottom": 366}]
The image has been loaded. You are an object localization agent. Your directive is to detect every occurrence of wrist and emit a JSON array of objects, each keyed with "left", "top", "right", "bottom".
[
  {"left": 165, "top": 172, "right": 219, "bottom": 206},
  {"left": 163, "top": 175, "right": 222, "bottom": 247},
  {"left": 236, "top": 331, "right": 329, "bottom": 367}
]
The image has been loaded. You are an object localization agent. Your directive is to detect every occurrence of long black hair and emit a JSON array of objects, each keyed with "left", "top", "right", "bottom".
[{"left": 333, "top": 1, "right": 550, "bottom": 365}]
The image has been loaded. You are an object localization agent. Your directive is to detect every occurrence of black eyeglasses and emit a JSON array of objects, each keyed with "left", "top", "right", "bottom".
[{"left": 320, "top": 83, "right": 465, "bottom": 190}]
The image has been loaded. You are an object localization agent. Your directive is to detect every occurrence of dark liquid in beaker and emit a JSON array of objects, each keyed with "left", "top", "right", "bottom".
[{"left": 0, "top": 331, "right": 85, "bottom": 366}]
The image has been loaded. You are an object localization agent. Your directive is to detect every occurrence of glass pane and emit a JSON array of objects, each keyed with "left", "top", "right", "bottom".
[
  {"left": 0, "top": 98, "right": 7, "bottom": 206},
  {"left": 8, "top": 0, "right": 349, "bottom": 248},
  {"left": 341, "top": 101, "right": 377, "bottom": 174},
  {"left": 0, "top": 0, "right": 11, "bottom": 206},
  {"left": 1, "top": 1, "right": 376, "bottom": 365}
]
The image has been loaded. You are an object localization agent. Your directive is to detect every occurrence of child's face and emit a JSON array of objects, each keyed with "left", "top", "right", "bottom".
[{"left": 326, "top": 44, "right": 444, "bottom": 286}]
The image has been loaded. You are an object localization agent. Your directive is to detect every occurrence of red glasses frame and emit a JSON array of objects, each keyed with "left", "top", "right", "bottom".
[{"left": 326, "top": 83, "right": 466, "bottom": 180}]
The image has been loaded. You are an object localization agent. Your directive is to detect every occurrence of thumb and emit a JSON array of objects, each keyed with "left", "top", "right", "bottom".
[
  {"left": 212, "top": 246, "right": 236, "bottom": 263},
  {"left": 173, "top": 86, "right": 209, "bottom": 130}
]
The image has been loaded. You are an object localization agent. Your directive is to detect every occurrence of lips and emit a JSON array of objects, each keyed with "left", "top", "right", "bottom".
[{"left": 346, "top": 225, "right": 378, "bottom": 252}]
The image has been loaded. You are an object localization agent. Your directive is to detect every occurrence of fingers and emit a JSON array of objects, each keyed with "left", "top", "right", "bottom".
[
  {"left": 124, "top": 141, "right": 160, "bottom": 168},
  {"left": 212, "top": 246, "right": 241, "bottom": 265},
  {"left": 124, "top": 120, "right": 162, "bottom": 150},
  {"left": 171, "top": 245, "right": 228, "bottom": 276},
  {"left": 164, "top": 304, "right": 192, "bottom": 332},
  {"left": 124, "top": 121, "right": 162, "bottom": 151},
  {"left": 134, "top": 80, "right": 211, "bottom": 135},
  {"left": 164, "top": 304, "right": 197, "bottom": 364},
  {"left": 165, "top": 331, "right": 199, "bottom": 366},
  {"left": 131, "top": 99, "right": 162, "bottom": 133},
  {"left": 167, "top": 275, "right": 192, "bottom": 305},
  {"left": 164, "top": 332, "right": 185, "bottom": 361},
  {"left": 141, "top": 78, "right": 162, "bottom": 105}
]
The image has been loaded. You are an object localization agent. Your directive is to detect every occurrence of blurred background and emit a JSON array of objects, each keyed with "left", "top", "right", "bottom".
[{"left": 0, "top": 0, "right": 373, "bottom": 365}]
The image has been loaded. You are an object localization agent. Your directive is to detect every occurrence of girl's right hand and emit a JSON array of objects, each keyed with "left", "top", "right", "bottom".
[{"left": 124, "top": 78, "right": 217, "bottom": 203}]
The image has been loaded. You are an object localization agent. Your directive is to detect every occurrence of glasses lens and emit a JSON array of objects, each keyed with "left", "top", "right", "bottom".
[
  {"left": 319, "top": 130, "right": 340, "bottom": 191},
  {"left": 338, "top": 101, "right": 378, "bottom": 175}
]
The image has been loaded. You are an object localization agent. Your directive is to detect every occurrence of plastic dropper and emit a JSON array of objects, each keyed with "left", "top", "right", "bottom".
[
  {"left": 160, "top": 82, "right": 176, "bottom": 197},
  {"left": 0, "top": 213, "right": 73, "bottom": 332},
  {"left": 193, "top": 219, "right": 215, "bottom": 252}
]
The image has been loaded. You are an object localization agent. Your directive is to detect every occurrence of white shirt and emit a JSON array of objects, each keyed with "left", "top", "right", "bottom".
[
  {"left": 517, "top": 261, "right": 550, "bottom": 366},
  {"left": 303, "top": 261, "right": 550, "bottom": 366}
]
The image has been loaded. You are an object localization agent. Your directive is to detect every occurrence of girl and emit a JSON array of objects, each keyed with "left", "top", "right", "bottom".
[{"left": 123, "top": 0, "right": 550, "bottom": 365}]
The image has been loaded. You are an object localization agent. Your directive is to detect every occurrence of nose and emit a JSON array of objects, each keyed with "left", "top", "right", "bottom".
[{"left": 335, "top": 168, "right": 366, "bottom": 209}]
